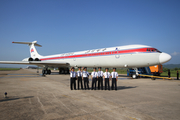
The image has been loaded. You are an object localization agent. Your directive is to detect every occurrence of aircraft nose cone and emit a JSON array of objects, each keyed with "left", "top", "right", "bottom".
[{"left": 159, "top": 53, "right": 171, "bottom": 64}]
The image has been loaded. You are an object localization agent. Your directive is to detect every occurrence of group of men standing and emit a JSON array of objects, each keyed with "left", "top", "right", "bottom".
[{"left": 70, "top": 67, "right": 118, "bottom": 90}]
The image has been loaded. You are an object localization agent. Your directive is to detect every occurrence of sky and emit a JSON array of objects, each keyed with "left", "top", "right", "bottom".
[{"left": 0, "top": 0, "right": 180, "bottom": 67}]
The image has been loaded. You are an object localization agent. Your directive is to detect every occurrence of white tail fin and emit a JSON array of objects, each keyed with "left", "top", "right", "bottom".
[{"left": 12, "top": 41, "right": 42, "bottom": 58}]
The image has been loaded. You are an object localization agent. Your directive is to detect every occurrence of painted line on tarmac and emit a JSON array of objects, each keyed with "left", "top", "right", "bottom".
[
  {"left": 52, "top": 93, "right": 77, "bottom": 115},
  {"left": 80, "top": 108, "right": 104, "bottom": 120},
  {"left": 29, "top": 98, "right": 32, "bottom": 104},
  {"left": 37, "top": 96, "right": 47, "bottom": 114},
  {"left": 128, "top": 116, "right": 141, "bottom": 120}
]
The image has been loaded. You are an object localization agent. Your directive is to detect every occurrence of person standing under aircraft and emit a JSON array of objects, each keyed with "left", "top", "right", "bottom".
[
  {"left": 111, "top": 68, "right": 118, "bottom": 90},
  {"left": 70, "top": 67, "right": 77, "bottom": 90},
  {"left": 83, "top": 67, "right": 89, "bottom": 90},
  {"left": 177, "top": 71, "right": 179, "bottom": 80},
  {"left": 98, "top": 67, "right": 104, "bottom": 90},
  {"left": 91, "top": 68, "right": 98, "bottom": 90},
  {"left": 103, "top": 68, "right": 111, "bottom": 90},
  {"left": 168, "top": 69, "right": 171, "bottom": 78},
  {"left": 77, "top": 67, "right": 83, "bottom": 90}
]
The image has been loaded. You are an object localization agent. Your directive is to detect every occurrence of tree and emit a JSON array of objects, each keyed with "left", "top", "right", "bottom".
[
  {"left": 174, "top": 68, "right": 179, "bottom": 70},
  {"left": 163, "top": 67, "right": 168, "bottom": 72}
]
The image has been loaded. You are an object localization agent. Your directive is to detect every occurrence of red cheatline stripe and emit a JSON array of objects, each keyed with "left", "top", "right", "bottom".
[{"left": 40, "top": 48, "right": 150, "bottom": 61}]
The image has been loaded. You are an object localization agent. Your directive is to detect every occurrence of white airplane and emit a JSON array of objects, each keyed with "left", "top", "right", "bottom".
[{"left": 0, "top": 41, "right": 171, "bottom": 78}]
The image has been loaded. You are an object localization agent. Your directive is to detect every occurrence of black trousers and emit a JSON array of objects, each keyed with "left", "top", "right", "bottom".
[
  {"left": 78, "top": 77, "right": 83, "bottom": 89},
  {"left": 111, "top": 78, "right": 117, "bottom": 90},
  {"left": 91, "top": 78, "right": 97, "bottom": 90},
  {"left": 70, "top": 77, "right": 76, "bottom": 90},
  {"left": 177, "top": 73, "right": 179, "bottom": 80},
  {"left": 98, "top": 77, "right": 103, "bottom": 90},
  {"left": 105, "top": 78, "right": 110, "bottom": 90},
  {"left": 168, "top": 72, "right": 171, "bottom": 78},
  {"left": 84, "top": 77, "right": 89, "bottom": 90}
]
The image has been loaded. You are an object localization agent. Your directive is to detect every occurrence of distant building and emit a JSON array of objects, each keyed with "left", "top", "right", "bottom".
[{"left": 25, "top": 66, "right": 38, "bottom": 69}]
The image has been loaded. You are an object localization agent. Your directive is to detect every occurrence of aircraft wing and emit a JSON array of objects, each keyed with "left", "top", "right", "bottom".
[{"left": 0, "top": 61, "right": 70, "bottom": 68}]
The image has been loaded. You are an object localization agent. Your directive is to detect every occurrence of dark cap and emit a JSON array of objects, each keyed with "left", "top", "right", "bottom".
[
  {"left": 98, "top": 67, "right": 101, "bottom": 69},
  {"left": 113, "top": 68, "right": 116, "bottom": 70},
  {"left": 71, "top": 67, "right": 75, "bottom": 69},
  {"left": 84, "top": 67, "right": 87, "bottom": 69},
  {"left": 105, "top": 68, "right": 109, "bottom": 70},
  {"left": 78, "top": 67, "right": 81, "bottom": 69}
]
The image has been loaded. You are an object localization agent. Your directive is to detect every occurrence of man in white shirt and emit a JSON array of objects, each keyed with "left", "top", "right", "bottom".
[
  {"left": 98, "top": 67, "right": 104, "bottom": 90},
  {"left": 103, "top": 68, "right": 111, "bottom": 90},
  {"left": 91, "top": 68, "right": 98, "bottom": 90},
  {"left": 77, "top": 67, "right": 83, "bottom": 90},
  {"left": 111, "top": 68, "right": 118, "bottom": 90},
  {"left": 70, "top": 67, "right": 77, "bottom": 90},
  {"left": 82, "top": 67, "right": 89, "bottom": 90}
]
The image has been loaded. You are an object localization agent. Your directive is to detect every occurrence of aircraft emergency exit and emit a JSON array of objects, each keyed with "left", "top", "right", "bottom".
[{"left": 0, "top": 41, "right": 171, "bottom": 77}]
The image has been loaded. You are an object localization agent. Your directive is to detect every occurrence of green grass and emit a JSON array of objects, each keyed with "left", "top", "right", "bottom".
[
  {"left": 85, "top": 68, "right": 179, "bottom": 77},
  {"left": 84, "top": 69, "right": 128, "bottom": 74},
  {"left": 160, "top": 70, "right": 180, "bottom": 77},
  {"left": 0, "top": 68, "right": 20, "bottom": 71}
]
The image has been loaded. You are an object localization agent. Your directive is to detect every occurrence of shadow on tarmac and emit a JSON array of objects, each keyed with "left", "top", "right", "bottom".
[
  {"left": 117, "top": 86, "right": 137, "bottom": 90},
  {"left": 0, "top": 96, "right": 34, "bottom": 102}
]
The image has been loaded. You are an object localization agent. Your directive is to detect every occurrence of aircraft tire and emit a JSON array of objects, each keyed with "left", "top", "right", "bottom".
[
  {"left": 59, "top": 69, "right": 62, "bottom": 74},
  {"left": 42, "top": 70, "right": 45, "bottom": 75},
  {"left": 132, "top": 74, "right": 137, "bottom": 79},
  {"left": 47, "top": 70, "right": 51, "bottom": 74}
]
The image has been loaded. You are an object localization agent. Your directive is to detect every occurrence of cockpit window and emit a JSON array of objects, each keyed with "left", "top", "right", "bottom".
[
  {"left": 147, "top": 48, "right": 162, "bottom": 53},
  {"left": 155, "top": 49, "right": 162, "bottom": 53}
]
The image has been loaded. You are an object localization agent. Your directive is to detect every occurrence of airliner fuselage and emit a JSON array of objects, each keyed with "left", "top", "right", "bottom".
[
  {"left": 33, "top": 45, "right": 170, "bottom": 68},
  {"left": 0, "top": 41, "right": 171, "bottom": 75}
]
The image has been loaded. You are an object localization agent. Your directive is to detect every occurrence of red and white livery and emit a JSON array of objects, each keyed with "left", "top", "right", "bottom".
[{"left": 0, "top": 41, "right": 171, "bottom": 75}]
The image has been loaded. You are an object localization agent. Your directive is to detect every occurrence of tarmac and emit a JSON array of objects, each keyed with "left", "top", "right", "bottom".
[{"left": 0, "top": 69, "right": 180, "bottom": 120}]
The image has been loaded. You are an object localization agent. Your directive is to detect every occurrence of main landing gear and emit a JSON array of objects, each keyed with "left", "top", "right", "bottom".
[
  {"left": 42, "top": 69, "right": 51, "bottom": 75},
  {"left": 58, "top": 68, "right": 70, "bottom": 74},
  {"left": 42, "top": 67, "right": 69, "bottom": 76}
]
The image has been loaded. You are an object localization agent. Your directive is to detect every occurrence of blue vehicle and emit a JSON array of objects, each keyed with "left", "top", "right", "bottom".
[{"left": 127, "top": 67, "right": 152, "bottom": 79}]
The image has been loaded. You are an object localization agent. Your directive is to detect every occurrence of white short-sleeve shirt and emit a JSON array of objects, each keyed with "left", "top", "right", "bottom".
[
  {"left": 98, "top": 71, "right": 104, "bottom": 77},
  {"left": 111, "top": 72, "right": 118, "bottom": 78},
  {"left": 91, "top": 71, "right": 98, "bottom": 78},
  {"left": 83, "top": 71, "right": 89, "bottom": 77},
  {"left": 77, "top": 70, "right": 82, "bottom": 77},
  {"left": 103, "top": 72, "right": 111, "bottom": 78},
  {"left": 70, "top": 71, "right": 77, "bottom": 78}
]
